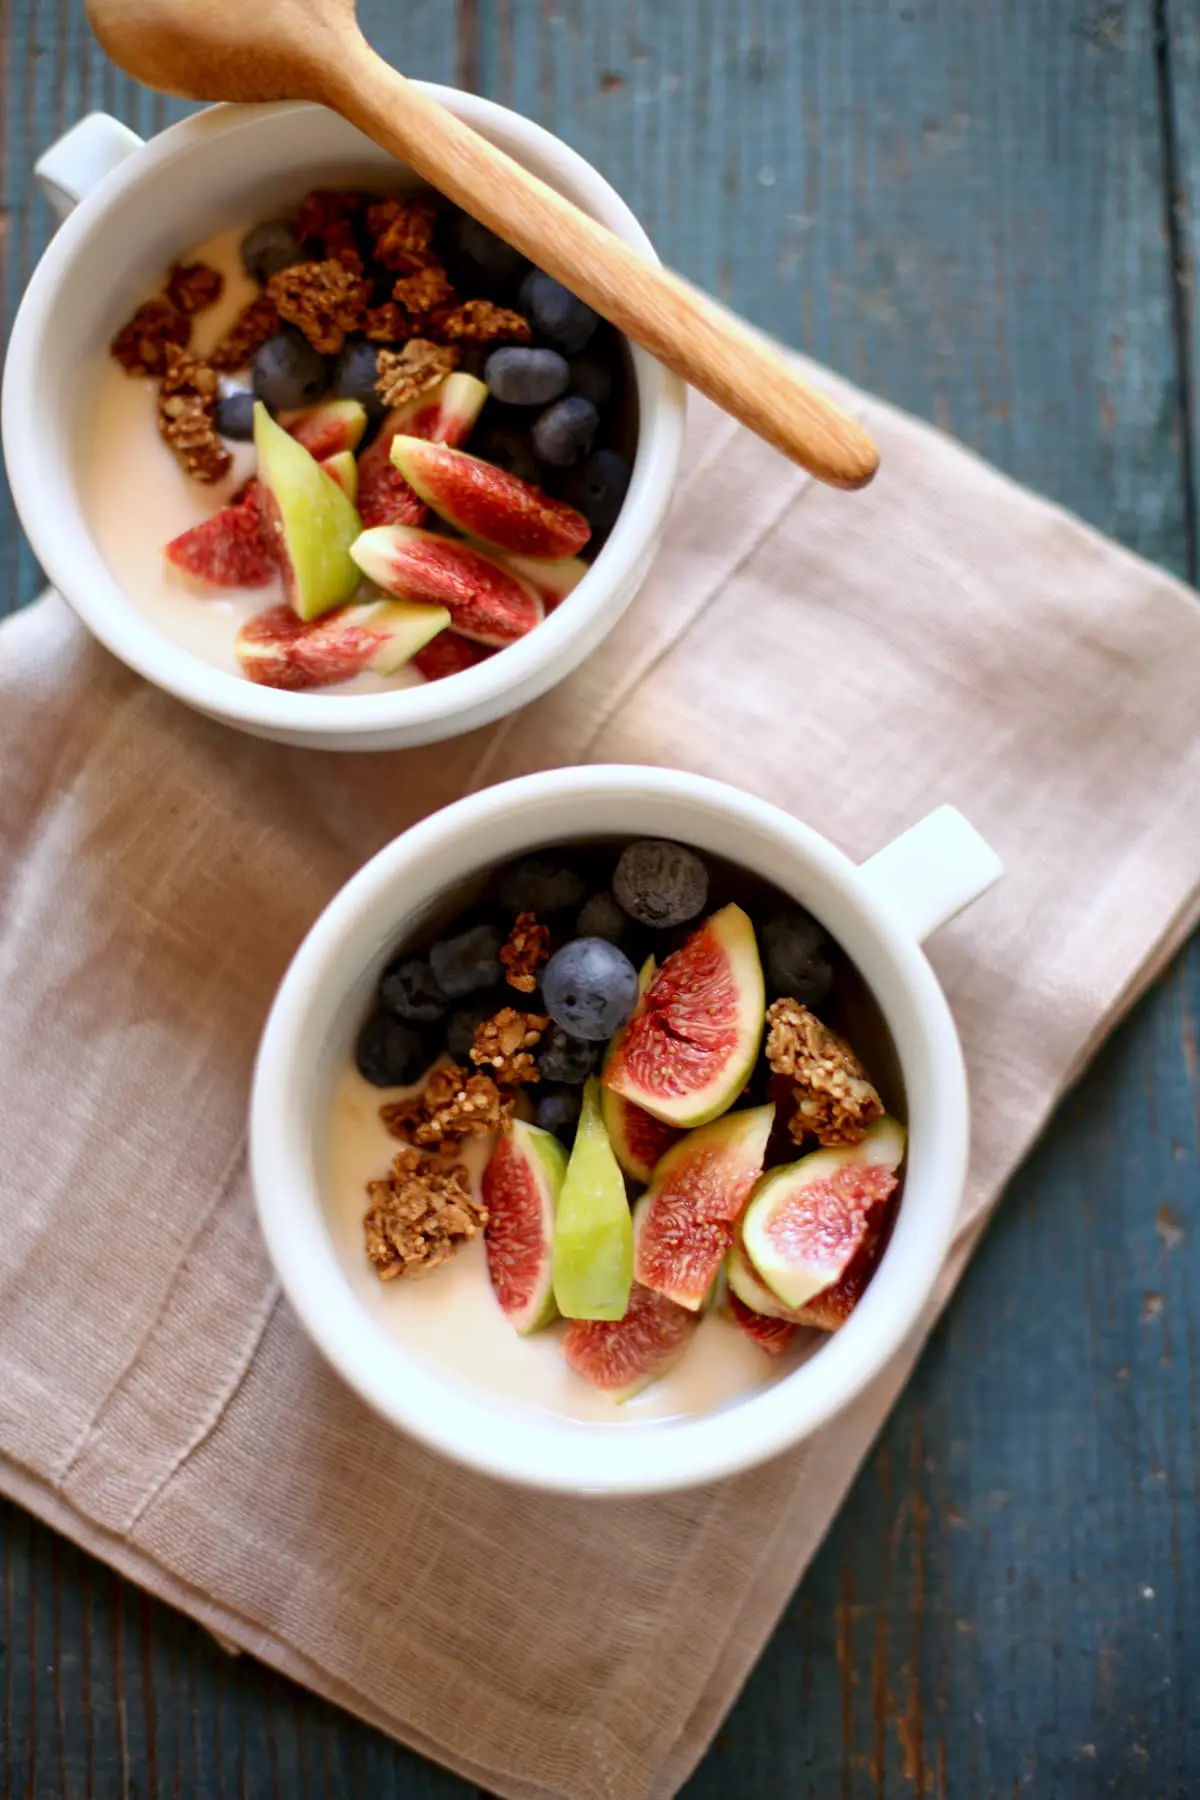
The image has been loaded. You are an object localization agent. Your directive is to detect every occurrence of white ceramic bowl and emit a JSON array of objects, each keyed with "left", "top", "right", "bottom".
[
  {"left": 250, "top": 766, "right": 1002, "bottom": 1495},
  {"left": 2, "top": 102, "right": 685, "bottom": 751}
]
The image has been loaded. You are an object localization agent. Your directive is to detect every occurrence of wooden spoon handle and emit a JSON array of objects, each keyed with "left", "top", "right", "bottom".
[{"left": 326, "top": 49, "right": 879, "bottom": 490}]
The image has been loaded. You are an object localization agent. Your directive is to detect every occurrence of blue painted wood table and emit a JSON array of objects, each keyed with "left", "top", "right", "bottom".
[{"left": 3, "top": 3, "right": 1200, "bottom": 1793}]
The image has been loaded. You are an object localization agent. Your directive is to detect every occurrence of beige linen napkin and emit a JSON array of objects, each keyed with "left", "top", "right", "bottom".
[{"left": 3, "top": 366, "right": 1200, "bottom": 1800}]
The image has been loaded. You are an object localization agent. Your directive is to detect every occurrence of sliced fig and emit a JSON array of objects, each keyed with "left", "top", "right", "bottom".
[
  {"left": 792, "top": 1224, "right": 894, "bottom": 1329},
  {"left": 725, "top": 1231, "right": 803, "bottom": 1321},
  {"left": 562, "top": 1281, "right": 699, "bottom": 1401},
  {"left": 253, "top": 402, "right": 362, "bottom": 620},
  {"left": 411, "top": 631, "right": 494, "bottom": 682},
  {"left": 390, "top": 437, "right": 592, "bottom": 559},
  {"left": 286, "top": 398, "right": 367, "bottom": 461},
  {"left": 350, "top": 526, "right": 544, "bottom": 647},
  {"left": 552, "top": 1076, "right": 633, "bottom": 1322},
  {"left": 632, "top": 1104, "right": 774, "bottom": 1309},
  {"left": 604, "top": 904, "right": 766, "bottom": 1129},
  {"left": 488, "top": 550, "right": 589, "bottom": 612},
  {"left": 236, "top": 596, "right": 448, "bottom": 690},
  {"left": 481, "top": 1120, "right": 566, "bottom": 1334},
  {"left": 163, "top": 491, "right": 275, "bottom": 589},
  {"left": 320, "top": 449, "right": 358, "bottom": 502},
  {"left": 728, "top": 1291, "right": 798, "bottom": 1357},
  {"left": 357, "top": 372, "right": 487, "bottom": 530},
  {"left": 601, "top": 956, "right": 683, "bottom": 1183},
  {"left": 741, "top": 1115, "right": 906, "bottom": 1313}
]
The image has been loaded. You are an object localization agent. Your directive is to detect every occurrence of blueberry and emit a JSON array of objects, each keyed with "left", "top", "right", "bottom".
[
  {"left": 613, "top": 840, "right": 709, "bottom": 930},
  {"left": 542, "top": 937, "right": 639, "bottom": 1041},
  {"left": 518, "top": 270, "right": 598, "bottom": 355},
  {"left": 537, "top": 1024, "right": 601, "bottom": 1084},
  {"left": 216, "top": 389, "right": 255, "bottom": 440},
  {"left": 240, "top": 218, "right": 303, "bottom": 285},
  {"left": 535, "top": 1086, "right": 583, "bottom": 1143},
  {"left": 484, "top": 346, "right": 570, "bottom": 408},
  {"left": 533, "top": 395, "right": 599, "bottom": 468},
  {"left": 355, "top": 1013, "right": 432, "bottom": 1088},
  {"left": 331, "top": 337, "right": 384, "bottom": 420},
  {"left": 498, "top": 854, "right": 588, "bottom": 916},
  {"left": 567, "top": 353, "right": 614, "bottom": 409},
  {"left": 473, "top": 423, "right": 540, "bottom": 486},
  {"left": 429, "top": 923, "right": 504, "bottom": 999},
  {"left": 562, "top": 450, "right": 631, "bottom": 531},
  {"left": 761, "top": 908, "right": 835, "bottom": 1009},
  {"left": 379, "top": 955, "right": 450, "bottom": 1024},
  {"left": 451, "top": 213, "right": 527, "bottom": 284},
  {"left": 576, "top": 890, "right": 629, "bottom": 947},
  {"left": 446, "top": 1005, "right": 489, "bottom": 1062},
  {"left": 253, "top": 330, "right": 327, "bottom": 412}
]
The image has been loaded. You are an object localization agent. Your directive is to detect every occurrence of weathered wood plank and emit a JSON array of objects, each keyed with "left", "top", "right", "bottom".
[
  {"left": 1167, "top": 0, "right": 1200, "bottom": 564},
  {"left": 1, "top": 1, "right": 1198, "bottom": 1797}
]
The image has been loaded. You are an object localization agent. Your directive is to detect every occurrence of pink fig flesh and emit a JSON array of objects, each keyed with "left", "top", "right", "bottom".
[
  {"left": 357, "top": 372, "right": 487, "bottom": 530},
  {"left": 351, "top": 526, "right": 543, "bottom": 646},
  {"left": 391, "top": 437, "right": 592, "bottom": 559}
]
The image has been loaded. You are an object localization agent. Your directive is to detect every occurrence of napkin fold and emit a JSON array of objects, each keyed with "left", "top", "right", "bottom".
[{"left": 3, "top": 366, "right": 1200, "bottom": 1800}]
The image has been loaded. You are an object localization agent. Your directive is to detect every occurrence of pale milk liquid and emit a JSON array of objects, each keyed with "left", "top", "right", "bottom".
[
  {"left": 325, "top": 1064, "right": 796, "bottom": 1422},
  {"left": 84, "top": 225, "right": 419, "bottom": 697}
]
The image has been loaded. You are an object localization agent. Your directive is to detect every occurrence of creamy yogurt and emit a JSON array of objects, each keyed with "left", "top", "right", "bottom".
[
  {"left": 324, "top": 1064, "right": 805, "bottom": 1423},
  {"left": 83, "top": 225, "right": 420, "bottom": 697}
]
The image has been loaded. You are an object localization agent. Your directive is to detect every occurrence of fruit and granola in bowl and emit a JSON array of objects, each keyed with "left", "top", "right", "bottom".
[
  {"left": 337, "top": 837, "right": 908, "bottom": 1407},
  {"left": 101, "top": 187, "right": 634, "bottom": 695}
]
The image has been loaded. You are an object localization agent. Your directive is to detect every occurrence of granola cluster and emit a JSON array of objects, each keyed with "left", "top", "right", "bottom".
[
  {"left": 296, "top": 188, "right": 366, "bottom": 274},
  {"left": 431, "top": 299, "right": 531, "bottom": 343},
  {"left": 366, "top": 194, "right": 439, "bottom": 269},
  {"left": 166, "top": 260, "right": 225, "bottom": 317},
  {"left": 392, "top": 263, "right": 456, "bottom": 314},
  {"left": 267, "top": 259, "right": 368, "bottom": 356},
  {"left": 501, "top": 911, "right": 550, "bottom": 994},
  {"left": 764, "top": 998, "right": 883, "bottom": 1147},
  {"left": 157, "top": 352, "right": 231, "bottom": 484},
  {"left": 208, "top": 294, "right": 280, "bottom": 373},
  {"left": 469, "top": 1007, "right": 549, "bottom": 1084},
  {"left": 374, "top": 339, "right": 460, "bottom": 410},
  {"left": 381, "top": 1061, "right": 513, "bottom": 1149},
  {"left": 364, "top": 1146, "right": 486, "bottom": 1279},
  {"left": 110, "top": 298, "right": 192, "bottom": 377}
]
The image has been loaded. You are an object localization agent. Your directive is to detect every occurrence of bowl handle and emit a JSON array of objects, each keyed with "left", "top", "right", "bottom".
[
  {"left": 857, "top": 805, "right": 1003, "bottom": 945},
  {"left": 35, "top": 112, "right": 144, "bottom": 220}
]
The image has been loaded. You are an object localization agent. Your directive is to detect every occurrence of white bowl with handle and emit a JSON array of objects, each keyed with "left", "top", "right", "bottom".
[
  {"left": 2, "top": 102, "right": 685, "bottom": 750},
  {"left": 250, "top": 765, "right": 1002, "bottom": 1495}
]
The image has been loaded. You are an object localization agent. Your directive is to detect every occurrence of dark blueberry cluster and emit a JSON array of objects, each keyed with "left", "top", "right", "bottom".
[{"left": 354, "top": 841, "right": 842, "bottom": 1164}]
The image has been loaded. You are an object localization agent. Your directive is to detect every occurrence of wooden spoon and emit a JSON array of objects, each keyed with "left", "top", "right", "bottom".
[{"left": 85, "top": 0, "right": 880, "bottom": 490}]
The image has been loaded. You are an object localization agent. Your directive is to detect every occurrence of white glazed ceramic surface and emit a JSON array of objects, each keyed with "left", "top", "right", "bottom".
[
  {"left": 2, "top": 103, "right": 686, "bottom": 750},
  {"left": 251, "top": 767, "right": 1002, "bottom": 1496}
]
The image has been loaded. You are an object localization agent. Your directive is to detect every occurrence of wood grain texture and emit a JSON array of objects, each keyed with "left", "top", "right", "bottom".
[{"left": 2, "top": 2, "right": 1200, "bottom": 1796}]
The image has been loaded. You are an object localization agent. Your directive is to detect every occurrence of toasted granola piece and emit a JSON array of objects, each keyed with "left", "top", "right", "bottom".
[
  {"left": 363, "top": 302, "right": 425, "bottom": 344},
  {"left": 392, "top": 263, "right": 456, "bottom": 314},
  {"left": 367, "top": 194, "right": 440, "bottom": 268},
  {"left": 294, "top": 189, "right": 367, "bottom": 275},
  {"left": 267, "top": 259, "right": 368, "bottom": 355},
  {"left": 374, "top": 339, "right": 460, "bottom": 409},
  {"left": 110, "top": 298, "right": 191, "bottom": 377},
  {"left": 166, "top": 260, "right": 224, "bottom": 317},
  {"left": 363, "top": 1145, "right": 486, "bottom": 1280},
  {"left": 428, "top": 299, "right": 532, "bottom": 343},
  {"left": 501, "top": 912, "right": 550, "bottom": 994},
  {"left": 381, "top": 1061, "right": 513, "bottom": 1149},
  {"left": 157, "top": 352, "right": 231, "bottom": 484},
  {"left": 765, "top": 998, "right": 883, "bottom": 1148},
  {"left": 469, "top": 1007, "right": 550, "bottom": 1084},
  {"left": 208, "top": 293, "right": 281, "bottom": 372}
]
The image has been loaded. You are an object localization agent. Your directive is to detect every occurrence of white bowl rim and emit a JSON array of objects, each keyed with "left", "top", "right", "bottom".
[
  {"left": 250, "top": 766, "right": 970, "bottom": 1496},
  {"left": 2, "top": 93, "right": 686, "bottom": 737}
]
